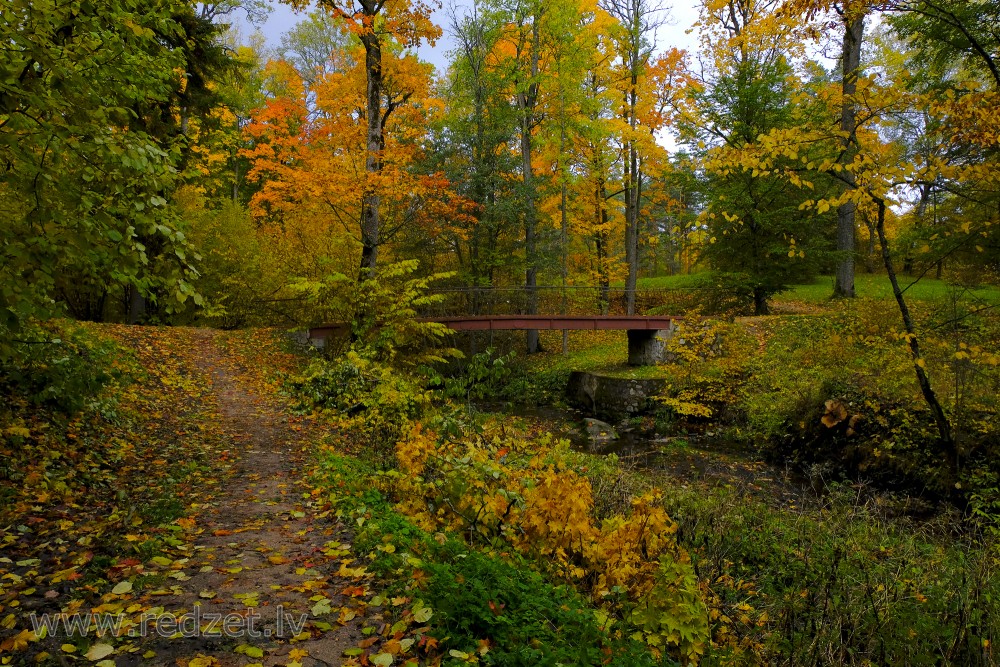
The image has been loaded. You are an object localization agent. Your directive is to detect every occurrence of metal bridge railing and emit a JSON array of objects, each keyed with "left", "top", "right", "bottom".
[{"left": 421, "top": 286, "right": 718, "bottom": 318}]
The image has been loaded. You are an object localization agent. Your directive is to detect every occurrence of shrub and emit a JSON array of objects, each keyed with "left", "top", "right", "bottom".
[
  {"left": 393, "top": 423, "right": 711, "bottom": 663},
  {"left": 661, "top": 481, "right": 1000, "bottom": 665},
  {"left": 0, "top": 320, "right": 120, "bottom": 414},
  {"left": 290, "top": 353, "right": 432, "bottom": 468}
]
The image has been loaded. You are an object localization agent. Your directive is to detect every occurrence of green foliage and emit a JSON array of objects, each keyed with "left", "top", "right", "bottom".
[
  {"left": 291, "top": 353, "right": 432, "bottom": 469},
  {"left": 430, "top": 347, "right": 518, "bottom": 403},
  {"left": 687, "top": 53, "right": 834, "bottom": 315},
  {"left": 736, "top": 302, "right": 1000, "bottom": 494},
  {"left": 663, "top": 482, "right": 1000, "bottom": 665},
  {"left": 0, "top": 0, "right": 210, "bottom": 338},
  {"left": 421, "top": 547, "right": 670, "bottom": 667},
  {"left": 181, "top": 197, "right": 282, "bottom": 328},
  {"left": 0, "top": 321, "right": 120, "bottom": 415},
  {"left": 288, "top": 260, "right": 467, "bottom": 468},
  {"left": 889, "top": 1, "right": 1000, "bottom": 89},
  {"left": 314, "top": 451, "right": 674, "bottom": 667},
  {"left": 630, "top": 558, "right": 711, "bottom": 656},
  {"left": 294, "top": 260, "right": 460, "bottom": 368}
]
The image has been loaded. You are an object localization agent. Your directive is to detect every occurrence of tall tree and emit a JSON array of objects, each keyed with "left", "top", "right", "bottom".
[
  {"left": 280, "top": 9, "right": 354, "bottom": 91},
  {"left": 782, "top": 0, "right": 871, "bottom": 297},
  {"left": 684, "top": 0, "right": 832, "bottom": 314},
  {"left": 834, "top": 2, "right": 865, "bottom": 297},
  {"left": 485, "top": 0, "right": 548, "bottom": 352},
  {"left": 600, "top": 0, "right": 667, "bottom": 314},
  {"left": 438, "top": 4, "right": 521, "bottom": 296},
  {"left": 890, "top": 0, "right": 1000, "bottom": 91},
  {"left": 0, "top": 0, "right": 209, "bottom": 337},
  {"left": 715, "top": 1, "right": 1000, "bottom": 472},
  {"left": 297, "top": 0, "right": 441, "bottom": 276}
]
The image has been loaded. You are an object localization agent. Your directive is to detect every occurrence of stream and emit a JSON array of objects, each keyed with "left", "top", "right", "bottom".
[{"left": 475, "top": 402, "right": 812, "bottom": 507}]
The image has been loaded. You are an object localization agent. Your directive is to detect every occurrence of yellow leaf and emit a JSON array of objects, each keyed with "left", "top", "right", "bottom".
[
  {"left": 111, "top": 581, "right": 133, "bottom": 595},
  {"left": 84, "top": 643, "right": 115, "bottom": 661},
  {"left": 187, "top": 656, "right": 220, "bottom": 667}
]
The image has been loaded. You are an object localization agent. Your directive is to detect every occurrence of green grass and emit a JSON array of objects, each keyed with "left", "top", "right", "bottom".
[
  {"left": 633, "top": 270, "right": 1000, "bottom": 304},
  {"left": 777, "top": 273, "right": 1000, "bottom": 303},
  {"left": 533, "top": 331, "right": 670, "bottom": 380},
  {"left": 634, "top": 273, "right": 716, "bottom": 290}
]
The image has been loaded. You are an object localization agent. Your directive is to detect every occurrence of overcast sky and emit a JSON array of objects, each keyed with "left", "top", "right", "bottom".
[{"left": 236, "top": 1, "right": 703, "bottom": 74}]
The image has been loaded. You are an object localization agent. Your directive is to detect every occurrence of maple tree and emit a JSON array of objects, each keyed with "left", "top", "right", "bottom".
[{"left": 283, "top": 0, "right": 442, "bottom": 277}]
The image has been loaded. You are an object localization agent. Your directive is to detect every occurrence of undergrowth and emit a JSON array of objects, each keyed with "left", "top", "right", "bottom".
[{"left": 312, "top": 451, "right": 677, "bottom": 666}]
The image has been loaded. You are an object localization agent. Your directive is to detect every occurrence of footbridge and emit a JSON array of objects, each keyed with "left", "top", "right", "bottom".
[{"left": 308, "top": 286, "right": 692, "bottom": 365}]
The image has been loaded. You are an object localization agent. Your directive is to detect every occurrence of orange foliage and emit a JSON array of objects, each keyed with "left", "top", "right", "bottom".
[{"left": 241, "top": 40, "right": 475, "bottom": 266}]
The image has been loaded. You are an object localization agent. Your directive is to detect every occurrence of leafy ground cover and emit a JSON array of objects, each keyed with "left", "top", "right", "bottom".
[
  {"left": 487, "top": 324, "right": 1000, "bottom": 665},
  {"left": 2, "top": 321, "right": 687, "bottom": 666},
  {"left": 288, "top": 336, "right": 1000, "bottom": 665},
  {"left": 1, "top": 326, "right": 422, "bottom": 666}
]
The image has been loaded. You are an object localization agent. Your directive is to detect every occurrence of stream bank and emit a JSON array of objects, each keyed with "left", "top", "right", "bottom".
[{"left": 476, "top": 401, "right": 811, "bottom": 509}]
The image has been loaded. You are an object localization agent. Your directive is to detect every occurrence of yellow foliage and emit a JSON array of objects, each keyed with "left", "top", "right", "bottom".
[{"left": 392, "top": 424, "right": 709, "bottom": 662}]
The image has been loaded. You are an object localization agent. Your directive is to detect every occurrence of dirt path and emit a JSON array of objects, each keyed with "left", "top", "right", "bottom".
[{"left": 124, "top": 330, "right": 364, "bottom": 667}]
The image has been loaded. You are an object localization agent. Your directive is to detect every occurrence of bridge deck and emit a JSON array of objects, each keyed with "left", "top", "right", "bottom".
[
  {"left": 309, "top": 315, "right": 678, "bottom": 339},
  {"left": 426, "top": 315, "right": 678, "bottom": 331}
]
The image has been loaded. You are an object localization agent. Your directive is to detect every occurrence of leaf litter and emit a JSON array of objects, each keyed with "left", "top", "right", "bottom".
[{"left": 0, "top": 327, "right": 390, "bottom": 666}]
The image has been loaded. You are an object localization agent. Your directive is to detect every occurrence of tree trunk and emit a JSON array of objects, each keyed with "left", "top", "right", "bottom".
[
  {"left": 521, "top": 115, "right": 539, "bottom": 353},
  {"left": 753, "top": 286, "right": 769, "bottom": 316},
  {"left": 834, "top": 11, "right": 864, "bottom": 298},
  {"left": 127, "top": 285, "right": 146, "bottom": 325},
  {"left": 624, "top": 92, "right": 640, "bottom": 315},
  {"left": 518, "top": 15, "right": 542, "bottom": 354},
  {"left": 874, "top": 199, "right": 958, "bottom": 475},
  {"left": 359, "top": 30, "right": 383, "bottom": 277},
  {"left": 560, "top": 128, "right": 569, "bottom": 355},
  {"left": 232, "top": 159, "right": 239, "bottom": 202},
  {"left": 595, "top": 179, "right": 611, "bottom": 315}
]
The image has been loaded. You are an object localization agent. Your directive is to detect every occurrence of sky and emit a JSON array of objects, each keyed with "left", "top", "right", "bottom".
[{"left": 235, "top": 1, "right": 704, "bottom": 75}]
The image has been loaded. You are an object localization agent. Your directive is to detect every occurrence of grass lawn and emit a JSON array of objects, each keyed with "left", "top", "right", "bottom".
[
  {"left": 634, "top": 271, "right": 1000, "bottom": 304},
  {"left": 532, "top": 329, "right": 671, "bottom": 379},
  {"left": 778, "top": 273, "right": 1000, "bottom": 303}
]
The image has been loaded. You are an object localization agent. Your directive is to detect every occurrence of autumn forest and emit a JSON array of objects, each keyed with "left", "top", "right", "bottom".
[{"left": 3, "top": 0, "right": 1000, "bottom": 665}]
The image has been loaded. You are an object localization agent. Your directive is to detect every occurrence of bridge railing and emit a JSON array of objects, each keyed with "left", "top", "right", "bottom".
[{"left": 421, "top": 286, "right": 715, "bottom": 318}]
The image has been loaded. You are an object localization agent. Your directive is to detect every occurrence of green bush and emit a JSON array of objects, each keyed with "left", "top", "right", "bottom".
[
  {"left": 290, "top": 353, "right": 431, "bottom": 468},
  {"left": 421, "top": 545, "right": 671, "bottom": 667},
  {"left": 662, "top": 482, "right": 1000, "bottom": 665},
  {"left": 738, "top": 303, "right": 1000, "bottom": 495},
  {"left": 315, "top": 452, "right": 674, "bottom": 667},
  {"left": 0, "top": 320, "right": 120, "bottom": 414}
]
